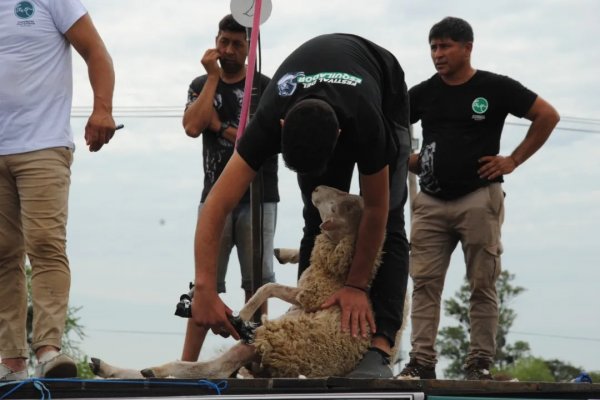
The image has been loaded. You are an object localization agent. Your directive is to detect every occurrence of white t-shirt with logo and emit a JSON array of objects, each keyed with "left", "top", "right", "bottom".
[{"left": 0, "top": 0, "right": 87, "bottom": 155}]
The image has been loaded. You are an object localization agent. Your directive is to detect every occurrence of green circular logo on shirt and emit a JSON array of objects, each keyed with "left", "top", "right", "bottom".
[
  {"left": 472, "top": 97, "right": 489, "bottom": 114},
  {"left": 15, "top": 1, "right": 35, "bottom": 19}
]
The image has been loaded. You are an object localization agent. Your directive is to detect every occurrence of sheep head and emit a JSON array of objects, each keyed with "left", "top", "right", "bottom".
[{"left": 311, "top": 185, "right": 364, "bottom": 243}]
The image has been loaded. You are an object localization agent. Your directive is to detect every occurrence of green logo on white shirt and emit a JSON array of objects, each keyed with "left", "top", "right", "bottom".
[{"left": 15, "top": 1, "right": 35, "bottom": 19}]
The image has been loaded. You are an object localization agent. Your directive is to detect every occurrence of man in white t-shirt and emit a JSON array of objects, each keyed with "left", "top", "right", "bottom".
[{"left": 0, "top": 0, "right": 117, "bottom": 380}]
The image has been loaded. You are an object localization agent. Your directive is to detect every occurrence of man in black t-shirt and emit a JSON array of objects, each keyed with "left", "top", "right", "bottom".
[
  {"left": 191, "top": 33, "right": 411, "bottom": 378},
  {"left": 181, "top": 14, "right": 279, "bottom": 363},
  {"left": 398, "top": 17, "right": 559, "bottom": 381}
]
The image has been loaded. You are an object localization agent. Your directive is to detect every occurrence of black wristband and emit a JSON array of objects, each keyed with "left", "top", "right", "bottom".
[{"left": 344, "top": 284, "right": 368, "bottom": 293}]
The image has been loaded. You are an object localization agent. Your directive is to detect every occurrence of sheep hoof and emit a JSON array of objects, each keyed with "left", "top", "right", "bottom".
[
  {"left": 229, "top": 315, "right": 258, "bottom": 344},
  {"left": 89, "top": 357, "right": 102, "bottom": 375},
  {"left": 140, "top": 368, "right": 156, "bottom": 378}
]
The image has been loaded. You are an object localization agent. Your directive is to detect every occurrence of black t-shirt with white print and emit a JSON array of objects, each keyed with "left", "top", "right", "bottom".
[
  {"left": 409, "top": 70, "right": 537, "bottom": 200},
  {"left": 236, "top": 33, "right": 410, "bottom": 177},
  {"left": 186, "top": 74, "right": 279, "bottom": 203}
]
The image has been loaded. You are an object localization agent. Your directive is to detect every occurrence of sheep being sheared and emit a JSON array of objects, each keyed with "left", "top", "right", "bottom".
[{"left": 90, "top": 185, "right": 387, "bottom": 379}]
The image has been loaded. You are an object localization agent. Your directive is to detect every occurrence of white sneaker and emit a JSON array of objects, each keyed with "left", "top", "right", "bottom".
[
  {"left": 34, "top": 351, "right": 77, "bottom": 378},
  {"left": 0, "top": 364, "right": 28, "bottom": 381}
]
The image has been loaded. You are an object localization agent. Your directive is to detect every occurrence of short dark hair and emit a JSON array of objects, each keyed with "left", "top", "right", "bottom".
[
  {"left": 218, "top": 14, "right": 246, "bottom": 35},
  {"left": 281, "top": 99, "right": 339, "bottom": 176},
  {"left": 429, "top": 17, "right": 474, "bottom": 43}
]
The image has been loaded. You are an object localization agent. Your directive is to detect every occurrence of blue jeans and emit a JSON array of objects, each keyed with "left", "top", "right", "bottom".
[{"left": 198, "top": 202, "right": 277, "bottom": 293}]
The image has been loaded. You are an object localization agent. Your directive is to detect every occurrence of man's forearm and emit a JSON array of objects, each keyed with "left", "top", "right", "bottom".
[
  {"left": 193, "top": 199, "right": 225, "bottom": 292},
  {"left": 408, "top": 153, "right": 420, "bottom": 174},
  {"left": 87, "top": 48, "right": 114, "bottom": 114},
  {"left": 344, "top": 206, "right": 387, "bottom": 289},
  {"left": 183, "top": 75, "right": 219, "bottom": 136},
  {"left": 512, "top": 96, "right": 560, "bottom": 166}
]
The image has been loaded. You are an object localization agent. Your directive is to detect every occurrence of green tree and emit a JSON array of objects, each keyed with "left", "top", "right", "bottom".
[
  {"left": 505, "top": 357, "right": 554, "bottom": 382},
  {"left": 543, "top": 359, "right": 600, "bottom": 383},
  {"left": 437, "top": 270, "right": 530, "bottom": 378},
  {"left": 25, "top": 265, "right": 93, "bottom": 377},
  {"left": 437, "top": 327, "right": 469, "bottom": 378},
  {"left": 495, "top": 271, "right": 528, "bottom": 368},
  {"left": 544, "top": 359, "right": 582, "bottom": 382},
  {"left": 435, "top": 271, "right": 600, "bottom": 382}
]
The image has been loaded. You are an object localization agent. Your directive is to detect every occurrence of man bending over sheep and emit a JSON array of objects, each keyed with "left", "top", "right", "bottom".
[{"left": 193, "top": 33, "right": 410, "bottom": 378}]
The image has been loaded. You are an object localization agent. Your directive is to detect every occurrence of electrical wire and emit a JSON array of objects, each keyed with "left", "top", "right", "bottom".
[
  {"left": 86, "top": 327, "right": 600, "bottom": 343},
  {"left": 68, "top": 109, "right": 600, "bottom": 135},
  {"left": 505, "top": 121, "right": 600, "bottom": 134}
]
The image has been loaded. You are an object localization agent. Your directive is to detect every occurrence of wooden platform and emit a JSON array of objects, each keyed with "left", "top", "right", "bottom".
[{"left": 2, "top": 378, "right": 599, "bottom": 399}]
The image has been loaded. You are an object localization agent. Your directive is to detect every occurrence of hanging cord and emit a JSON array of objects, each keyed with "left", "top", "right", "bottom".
[
  {"left": 236, "top": 0, "right": 263, "bottom": 140},
  {"left": 255, "top": 30, "right": 266, "bottom": 300},
  {"left": 0, "top": 378, "right": 227, "bottom": 400},
  {"left": 238, "top": 1, "right": 268, "bottom": 309}
]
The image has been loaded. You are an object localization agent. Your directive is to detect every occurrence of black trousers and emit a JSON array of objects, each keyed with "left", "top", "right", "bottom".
[{"left": 296, "top": 137, "right": 410, "bottom": 346}]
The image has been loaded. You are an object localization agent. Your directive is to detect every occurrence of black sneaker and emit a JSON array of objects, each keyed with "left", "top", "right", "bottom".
[
  {"left": 396, "top": 359, "right": 436, "bottom": 380},
  {"left": 345, "top": 348, "right": 392, "bottom": 379},
  {"left": 464, "top": 359, "right": 493, "bottom": 380}
]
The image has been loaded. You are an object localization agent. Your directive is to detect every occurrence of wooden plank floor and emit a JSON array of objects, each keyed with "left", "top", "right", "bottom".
[{"left": 2, "top": 378, "right": 599, "bottom": 399}]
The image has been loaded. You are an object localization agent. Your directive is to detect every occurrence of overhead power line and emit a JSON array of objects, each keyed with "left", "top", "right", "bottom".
[
  {"left": 70, "top": 106, "right": 600, "bottom": 124},
  {"left": 70, "top": 107, "right": 600, "bottom": 135},
  {"left": 505, "top": 121, "right": 600, "bottom": 134},
  {"left": 511, "top": 331, "right": 600, "bottom": 343},
  {"left": 561, "top": 116, "right": 600, "bottom": 124},
  {"left": 88, "top": 327, "right": 600, "bottom": 343},
  {"left": 71, "top": 105, "right": 182, "bottom": 119},
  {"left": 91, "top": 328, "right": 183, "bottom": 336}
]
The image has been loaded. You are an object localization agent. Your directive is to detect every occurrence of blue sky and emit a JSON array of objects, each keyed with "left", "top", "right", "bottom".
[{"left": 62, "top": 0, "right": 600, "bottom": 376}]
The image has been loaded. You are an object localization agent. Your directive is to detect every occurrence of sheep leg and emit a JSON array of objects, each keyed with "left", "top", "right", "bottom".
[
  {"left": 89, "top": 357, "right": 144, "bottom": 379},
  {"left": 274, "top": 248, "right": 299, "bottom": 264},
  {"left": 140, "top": 343, "right": 258, "bottom": 379},
  {"left": 239, "top": 282, "right": 301, "bottom": 321}
]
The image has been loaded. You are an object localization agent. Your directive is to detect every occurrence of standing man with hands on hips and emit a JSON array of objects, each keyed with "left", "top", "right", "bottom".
[{"left": 398, "top": 16, "right": 559, "bottom": 381}]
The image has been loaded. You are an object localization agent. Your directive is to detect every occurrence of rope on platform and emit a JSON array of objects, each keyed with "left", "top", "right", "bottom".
[
  {"left": 0, "top": 379, "right": 51, "bottom": 400},
  {"left": 0, "top": 378, "right": 228, "bottom": 399}
]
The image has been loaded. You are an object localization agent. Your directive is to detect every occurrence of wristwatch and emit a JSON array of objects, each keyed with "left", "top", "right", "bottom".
[{"left": 218, "top": 121, "right": 230, "bottom": 137}]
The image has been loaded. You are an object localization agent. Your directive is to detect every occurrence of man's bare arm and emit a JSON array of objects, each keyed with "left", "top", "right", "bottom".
[
  {"left": 321, "top": 167, "right": 389, "bottom": 338},
  {"left": 191, "top": 151, "right": 257, "bottom": 338},
  {"left": 510, "top": 96, "right": 560, "bottom": 166},
  {"left": 66, "top": 14, "right": 116, "bottom": 152},
  {"left": 479, "top": 96, "right": 559, "bottom": 180},
  {"left": 183, "top": 49, "right": 221, "bottom": 137}
]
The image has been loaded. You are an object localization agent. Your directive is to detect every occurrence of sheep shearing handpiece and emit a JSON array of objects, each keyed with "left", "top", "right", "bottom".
[{"left": 174, "top": 282, "right": 257, "bottom": 343}]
